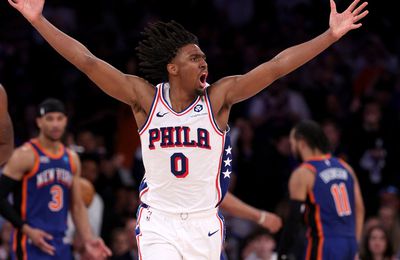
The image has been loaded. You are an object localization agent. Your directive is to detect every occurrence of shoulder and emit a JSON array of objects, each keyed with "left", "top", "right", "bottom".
[
  {"left": 3, "top": 143, "right": 36, "bottom": 176},
  {"left": 65, "top": 148, "right": 81, "bottom": 174},
  {"left": 66, "top": 148, "right": 79, "bottom": 161},
  {"left": 289, "top": 165, "right": 315, "bottom": 189},
  {"left": 207, "top": 76, "right": 239, "bottom": 96},
  {"left": 13, "top": 143, "right": 36, "bottom": 161},
  {"left": 290, "top": 165, "right": 315, "bottom": 181}
]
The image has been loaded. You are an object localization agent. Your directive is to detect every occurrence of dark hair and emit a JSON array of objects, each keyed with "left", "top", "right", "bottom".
[
  {"left": 38, "top": 98, "right": 66, "bottom": 117},
  {"left": 293, "top": 120, "right": 330, "bottom": 153},
  {"left": 136, "top": 20, "right": 199, "bottom": 85},
  {"left": 361, "top": 225, "right": 393, "bottom": 260}
]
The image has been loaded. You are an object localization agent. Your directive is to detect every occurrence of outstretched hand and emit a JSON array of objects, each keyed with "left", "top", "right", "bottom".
[
  {"left": 7, "top": 0, "right": 44, "bottom": 23},
  {"left": 81, "top": 238, "right": 112, "bottom": 260},
  {"left": 259, "top": 211, "right": 283, "bottom": 233},
  {"left": 329, "top": 0, "right": 369, "bottom": 39}
]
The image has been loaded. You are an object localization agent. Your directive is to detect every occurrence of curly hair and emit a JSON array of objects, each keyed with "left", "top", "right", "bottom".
[{"left": 136, "top": 20, "right": 199, "bottom": 85}]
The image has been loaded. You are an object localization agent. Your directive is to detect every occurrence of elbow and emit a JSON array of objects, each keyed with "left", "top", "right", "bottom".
[{"left": 76, "top": 52, "right": 98, "bottom": 74}]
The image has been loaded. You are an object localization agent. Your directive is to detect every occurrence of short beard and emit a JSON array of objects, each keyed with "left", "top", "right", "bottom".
[{"left": 44, "top": 133, "right": 62, "bottom": 142}]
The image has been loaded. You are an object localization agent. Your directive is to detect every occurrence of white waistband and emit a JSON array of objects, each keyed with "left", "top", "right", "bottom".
[{"left": 142, "top": 205, "right": 219, "bottom": 220}]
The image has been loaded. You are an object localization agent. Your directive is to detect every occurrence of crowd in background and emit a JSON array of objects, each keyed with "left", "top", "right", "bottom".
[{"left": 1, "top": 0, "right": 400, "bottom": 259}]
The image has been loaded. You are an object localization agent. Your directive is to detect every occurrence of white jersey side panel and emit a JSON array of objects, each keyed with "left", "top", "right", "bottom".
[{"left": 138, "top": 83, "right": 231, "bottom": 213}]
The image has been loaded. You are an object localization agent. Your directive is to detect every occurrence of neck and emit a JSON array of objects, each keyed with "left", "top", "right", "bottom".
[
  {"left": 168, "top": 82, "right": 197, "bottom": 112},
  {"left": 301, "top": 148, "right": 325, "bottom": 162},
  {"left": 37, "top": 134, "right": 62, "bottom": 154},
  {"left": 372, "top": 254, "right": 384, "bottom": 260}
]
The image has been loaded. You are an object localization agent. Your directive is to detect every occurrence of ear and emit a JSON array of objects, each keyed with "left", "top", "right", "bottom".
[
  {"left": 36, "top": 117, "right": 42, "bottom": 129},
  {"left": 298, "top": 139, "right": 307, "bottom": 150},
  {"left": 167, "top": 63, "right": 178, "bottom": 76}
]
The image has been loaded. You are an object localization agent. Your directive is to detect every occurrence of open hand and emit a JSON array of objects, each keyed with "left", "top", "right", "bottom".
[
  {"left": 329, "top": 0, "right": 369, "bottom": 39},
  {"left": 7, "top": 0, "right": 44, "bottom": 23},
  {"left": 81, "top": 238, "right": 112, "bottom": 260},
  {"left": 23, "top": 225, "right": 55, "bottom": 256}
]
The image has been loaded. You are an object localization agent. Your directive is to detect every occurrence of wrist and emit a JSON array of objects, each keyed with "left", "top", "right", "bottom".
[
  {"left": 257, "top": 210, "right": 267, "bottom": 225},
  {"left": 30, "top": 15, "right": 45, "bottom": 28},
  {"left": 21, "top": 223, "right": 31, "bottom": 234},
  {"left": 325, "top": 28, "right": 341, "bottom": 42}
]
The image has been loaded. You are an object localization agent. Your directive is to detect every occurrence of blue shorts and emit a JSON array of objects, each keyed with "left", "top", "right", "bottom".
[
  {"left": 10, "top": 230, "right": 73, "bottom": 260},
  {"left": 304, "top": 236, "right": 357, "bottom": 260}
]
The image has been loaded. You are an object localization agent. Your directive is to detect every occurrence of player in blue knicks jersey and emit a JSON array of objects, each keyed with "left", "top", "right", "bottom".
[
  {"left": 0, "top": 99, "right": 111, "bottom": 260},
  {"left": 8, "top": 0, "right": 368, "bottom": 258},
  {"left": 278, "top": 120, "right": 365, "bottom": 260}
]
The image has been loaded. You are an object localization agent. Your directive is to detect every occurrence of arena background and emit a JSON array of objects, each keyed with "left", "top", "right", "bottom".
[{"left": 1, "top": 0, "right": 399, "bottom": 259}]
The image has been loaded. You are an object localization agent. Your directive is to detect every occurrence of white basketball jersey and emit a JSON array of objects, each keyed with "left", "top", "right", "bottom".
[{"left": 138, "top": 83, "right": 232, "bottom": 213}]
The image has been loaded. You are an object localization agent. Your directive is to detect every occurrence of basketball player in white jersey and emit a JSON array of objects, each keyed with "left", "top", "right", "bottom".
[
  {"left": 8, "top": 0, "right": 368, "bottom": 258},
  {"left": 0, "top": 84, "right": 13, "bottom": 166}
]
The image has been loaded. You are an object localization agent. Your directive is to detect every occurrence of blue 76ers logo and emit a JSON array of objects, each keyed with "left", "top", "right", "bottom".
[{"left": 194, "top": 104, "right": 203, "bottom": 112}]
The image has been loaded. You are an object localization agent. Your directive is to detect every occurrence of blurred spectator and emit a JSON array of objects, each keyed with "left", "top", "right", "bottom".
[
  {"left": 241, "top": 229, "right": 277, "bottom": 260},
  {"left": 110, "top": 227, "right": 133, "bottom": 260},
  {"left": 379, "top": 186, "right": 400, "bottom": 211},
  {"left": 321, "top": 118, "right": 349, "bottom": 161},
  {"left": 347, "top": 98, "right": 397, "bottom": 216},
  {"left": 378, "top": 206, "right": 400, "bottom": 255},
  {"left": 0, "top": 221, "right": 12, "bottom": 260},
  {"left": 360, "top": 225, "right": 395, "bottom": 260},
  {"left": 124, "top": 218, "right": 139, "bottom": 260}
]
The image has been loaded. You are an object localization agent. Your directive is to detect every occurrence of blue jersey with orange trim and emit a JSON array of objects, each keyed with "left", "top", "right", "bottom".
[
  {"left": 303, "top": 155, "right": 356, "bottom": 239},
  {"left": 19, "top": 139, "right": 74, "bottom": 235}
]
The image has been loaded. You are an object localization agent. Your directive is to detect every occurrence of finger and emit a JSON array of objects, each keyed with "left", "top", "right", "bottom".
[
  {"left": 43, "top": 232, "right": 54, "bottom": 240},
  {"left": 354, "top": 10, "right": 369, "bottom": 22},
  {"left": 40, "top": 241, "right": 56, "bottom": 255},
  {"left": 347, "top": 0, "right": 361, "bottom": 13},
  {"left": 351, "top": 23, "right": 363, "bottom": 30},
  {"left": 98, "top": 240, "right": 112, "bottom": 256},
  {"left": 352, "top": 2, "right": 368, "bottom": 15},
  {"left": 330, "top": 0, "right": 337, "bottom": 14}
]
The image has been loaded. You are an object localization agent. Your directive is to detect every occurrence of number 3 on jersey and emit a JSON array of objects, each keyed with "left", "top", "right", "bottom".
[
  {"left": 48, "top": 185, "right": 63, "bottom": 212},
  {"left": 170, "top": 153, "right": 189, "bottom": 178},
  {"left": 330, "top": 182, "right": 351, "bottom": 216}
]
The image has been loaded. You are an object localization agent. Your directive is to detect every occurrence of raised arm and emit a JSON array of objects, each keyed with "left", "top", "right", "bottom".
[
  {"left": 211, "top": 0, "right": 368, "bottom": 106},
  {"left": 0, "top": 85, "right": 14, "bottom": 166},
  {"left": 8, "top": 0, "right": 152, "bottom": 106}
]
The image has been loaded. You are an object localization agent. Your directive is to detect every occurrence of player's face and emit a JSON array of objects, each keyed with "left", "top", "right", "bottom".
[
  {"left": 170, "top": 44, "right": 208, "bottom": 95},
  {"left": 289, "top": 130, "right": 302, "bottom": 160},
  {"left": 37, "top": 112, "right": 67, "bottom": 141}
]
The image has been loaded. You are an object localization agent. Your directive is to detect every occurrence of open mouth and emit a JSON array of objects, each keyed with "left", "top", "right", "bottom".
[{"left": 199, "top": 73, "right": 208, "bottom": 88}]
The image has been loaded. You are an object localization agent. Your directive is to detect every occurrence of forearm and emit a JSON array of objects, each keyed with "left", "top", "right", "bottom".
[
  {"left": 71, "top": 203, "right": 93, "bottom": 242},
  {"left": 271, "top": 29, "right": 338, "bottom": 79},
  {"left": 0, "top": 175, "right": 24, "bottom": 228},
  {"left": 277, "top": 200, "right": 304, "bottom": 258},
  {"left": 30, "top": 16, "right": 94, "bottom": 73},
  {"left": 220, "top": 193, "right": 260, "bottom": 222},
  {"left": 355, "top": 208, "right": 365, "bottom": 243}
]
